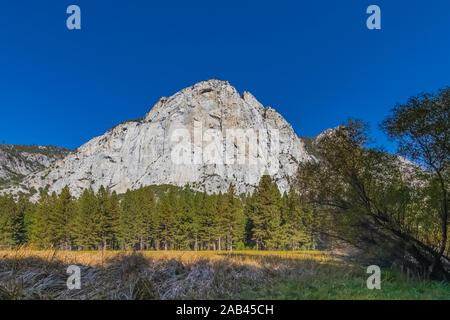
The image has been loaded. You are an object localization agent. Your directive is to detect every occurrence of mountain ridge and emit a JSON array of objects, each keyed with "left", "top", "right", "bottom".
[
  {"left": 0, "top": 144, "right": 72, "bottom": 189},
  {"left": 2, "top": 79, "right": 315, "bottom": 199}
]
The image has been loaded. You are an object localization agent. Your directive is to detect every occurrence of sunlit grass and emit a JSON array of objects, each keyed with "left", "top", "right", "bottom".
[{"left": 0, "top": 249, "right": 331, "bottom": 267}]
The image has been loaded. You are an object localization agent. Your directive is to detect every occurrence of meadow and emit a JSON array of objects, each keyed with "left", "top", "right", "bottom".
[{"left": 0, "top": 249, "right": 448, "bottom": 300}]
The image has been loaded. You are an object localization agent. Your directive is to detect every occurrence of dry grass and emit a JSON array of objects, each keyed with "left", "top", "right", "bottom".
[
  {"left": 1, "top": 249, "right": 448, "bottom": 300},
  {"left": 0, "top": 249, "right": 333, "bottom": 300}
]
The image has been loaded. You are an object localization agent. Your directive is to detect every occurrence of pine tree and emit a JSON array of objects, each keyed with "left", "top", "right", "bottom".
[
  {"left": 20, "top": 195, "right": 35, "bottom": 244},
  {"left": 222, "top": 184, "right": 246, "bottom": 252},
  {"left": 175, "top": 186, "right": 195, "bottom": 250},
  {"left": 242, "top": 192, "right": 257, "bottom": 248},
  {"left": 119, "top": 189, "right": 139, "bottom": 249},
  {"left": 129, "top": 188, "right": 146, "bottom": 250},
  {"left": 54, "top": 186, "right": 75, "bottom": 250},
  {"left": 107, "top": 191, "right": 120, "bottom": 248},
  {"left": 0, "top": 194, "right": 25, "bottom": 248},
  {"left": 72, "top": 188, "right": 101, "bottom": 250},
  {"left": 282, "top": 187, "right": 312, "bottom": 250},
  {"left": 191, "top": 191, "right": 204, "bottom": 251},
  {"left": 252, "top": 175, "right": 283, "bottom": 250},
  {"left": 31, "top": 193, "right": 57, "bottom": 248},
  {"left": 215, "top": 192, "right": 227, "bottom": 251},
  {"left": 156, "top": 188, "right": 176, "bottom": 250},
  {"left": 198, "top": 193, "right": 218, "bottom": 250},
  {"left": 97, "top": 186, "right": 120, "bottom": 250},
  {"left": 138, "top": 187, "right": 156, "bottom": 250}
]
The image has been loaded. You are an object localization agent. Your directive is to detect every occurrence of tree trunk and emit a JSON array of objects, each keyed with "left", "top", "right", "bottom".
[{"left": 230, "top": 227, "right": 233, "bottom": 252}]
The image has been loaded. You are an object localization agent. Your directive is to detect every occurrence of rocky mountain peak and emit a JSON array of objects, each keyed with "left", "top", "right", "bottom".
[
  {"left": 3, "top": 80, "right": 314, "bottom": 199},
  {"left": 144, "top": 79, "right": 257, "bottom": 124}
]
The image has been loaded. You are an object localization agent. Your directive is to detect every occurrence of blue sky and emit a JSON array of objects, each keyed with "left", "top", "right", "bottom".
[{"left": 0, "top": 0, "right": 449, "bottom": 150}]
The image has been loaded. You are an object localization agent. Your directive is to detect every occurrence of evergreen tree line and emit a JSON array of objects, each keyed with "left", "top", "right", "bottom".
[{"left": 0, "top": 175, "right": 315, "bottom": 251}]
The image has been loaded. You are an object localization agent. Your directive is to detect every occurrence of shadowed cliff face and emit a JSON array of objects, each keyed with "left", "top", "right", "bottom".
[{"left": 8, "top": 80, "right": 313, "bottom": 199}]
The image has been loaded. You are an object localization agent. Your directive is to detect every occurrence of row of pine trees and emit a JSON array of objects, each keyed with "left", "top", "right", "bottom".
[{"left": 0, "top": 175, "right": 316, "bottom": 251}]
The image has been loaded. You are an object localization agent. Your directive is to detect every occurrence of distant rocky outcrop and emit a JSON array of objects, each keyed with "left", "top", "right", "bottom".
[{"left": 0, "top": 145, "right": 71, "bottom": 188}]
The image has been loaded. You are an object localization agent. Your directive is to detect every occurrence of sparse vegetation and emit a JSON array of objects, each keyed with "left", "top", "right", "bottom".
[
  {"left": 0, "top": 144, "right": 71, "bottom": 158},
  {"left": 0, "top": 145, "right": 71, "bottom": 188},
  {"left": 300, "top": 136, "right": 320, "bottom": 158}
]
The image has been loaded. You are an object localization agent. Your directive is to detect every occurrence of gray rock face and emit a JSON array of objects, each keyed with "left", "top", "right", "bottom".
[{"left": 14, "top": 80, "right": 313, "bottom": 198}]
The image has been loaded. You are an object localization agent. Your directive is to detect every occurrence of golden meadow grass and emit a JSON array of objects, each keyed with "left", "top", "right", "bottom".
[
  {"left": 0, "top": 249, "right": 331, "bottom": 271},
  {"left": 0, "top": 249, "right": 448, "bottom": 300}
]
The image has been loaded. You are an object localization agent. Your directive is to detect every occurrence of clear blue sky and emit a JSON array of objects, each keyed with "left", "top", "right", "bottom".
[{"left": 1, "top": 0, "right": 449, "bottom": 150}]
